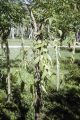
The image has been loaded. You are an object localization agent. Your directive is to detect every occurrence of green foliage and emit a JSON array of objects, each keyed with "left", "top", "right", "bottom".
[
  {"left": 0, "top": 0, "right": 80, "bottom": 119},
  {"left": 0, "top": 64, "right": 34, "bottom": 120},
  {"left": 0, "top": 0, "right": 26, "bottom": 39},
  {"left": 34, "top": 40, "right": 52, "bottom": 80},
  {"left": 31, "top": 0, "right": 80, "bottom": 44},
  {"left": 42, "top": 63, "right": 80, "bottom": 120},
  {"left": 65, "top": 63, "right": 80, "bottom": 87},
  {"left": 0, "top": 90, "right": 7, "bottom": 102}
]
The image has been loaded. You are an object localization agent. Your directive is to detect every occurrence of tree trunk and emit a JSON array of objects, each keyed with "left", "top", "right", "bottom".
[
  {"left": 20, "top": 25, "right": 24, "bottom": 40},
  {"left": 29, "top": 26, "right": 33, "bottom": 39},
  {"left": 11, "top": 27, "right": 15, "bottom": 39},
  {"left": 1, "top": 26, "right": 11, "bottom": 102},
  {"left": 5, "top": 39, "right": 11, "bottom": 102},
  {"left": 16, "top": 26, "right": 19, "bottom": 37},
  {"left": 60, "top": 39, "right": 63, "bottom": 46},
  {"left": 29, "top": 7, "right": 42, "bottom": 120},
  {"left": 35, "top": 62, "right": 42, "bottom": 120},
  {"left": 27, "top": 6, "right": 43, "bottom": 120}
]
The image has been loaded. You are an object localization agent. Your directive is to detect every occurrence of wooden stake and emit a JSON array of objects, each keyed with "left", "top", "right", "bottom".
[{"left": 55, "top": 45, "right": 60, "bottom": 91}]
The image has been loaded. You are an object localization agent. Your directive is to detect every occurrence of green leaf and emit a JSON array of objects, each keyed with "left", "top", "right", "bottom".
[
  {"left": 34, "top": 56, "right": 40, "bottom": 64},
  {"left": 41, "top": 85, "right": 47, "bottom": 93},
  {"left": 58, "top": 29, "right": 62, "bottom": 37},
  {"left": 42, "top": 69, "right": 47, "bottom": 79}
]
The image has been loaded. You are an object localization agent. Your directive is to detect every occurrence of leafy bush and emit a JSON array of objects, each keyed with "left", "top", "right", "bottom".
[{"left": 42, "top": 63, "right": 80, "bottom": 120}]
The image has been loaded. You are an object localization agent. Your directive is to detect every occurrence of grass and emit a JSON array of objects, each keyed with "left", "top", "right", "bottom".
[
  {"left": 8, "top": 39, "right": 33, "bottom": 46},
  {"left": 0, "top": 38, "right": 80, "bottom": 55},
  {"left": 0, "top": 39, "right": 80, "bottom": 60}
]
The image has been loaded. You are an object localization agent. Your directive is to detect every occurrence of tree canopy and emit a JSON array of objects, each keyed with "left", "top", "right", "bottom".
[{"left": 0, "top": 0, "right": 26, "bottom": 38}]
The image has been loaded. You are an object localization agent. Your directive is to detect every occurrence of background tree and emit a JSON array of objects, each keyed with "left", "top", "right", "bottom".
[{"left": 0, "top": 0, "right": 26, "bottom": 102}]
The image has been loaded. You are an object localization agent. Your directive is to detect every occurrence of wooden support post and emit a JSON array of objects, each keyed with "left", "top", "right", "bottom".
[{"left": 55, "top": 45, "right": 60, "bottom": 91}]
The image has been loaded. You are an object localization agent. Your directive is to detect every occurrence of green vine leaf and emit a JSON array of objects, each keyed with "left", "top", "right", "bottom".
[
  {"left": 34, "top": 56, "right": 40, "bottom": 65},
  {"left": 41, "top": 85, "right": 47, "bottom": 94}
]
